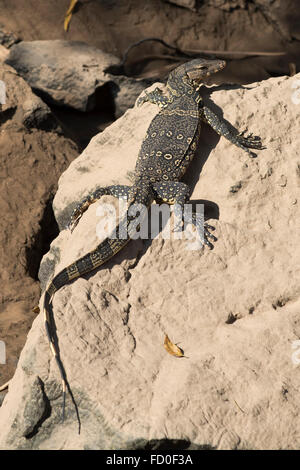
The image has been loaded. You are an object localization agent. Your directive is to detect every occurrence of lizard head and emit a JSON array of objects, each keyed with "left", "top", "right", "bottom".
[
  {"left": 184, "top": 58, "right": 226, "bottom": 84},
  {"left": 167, "top": 58, "right": 226, "bottom": 95}
]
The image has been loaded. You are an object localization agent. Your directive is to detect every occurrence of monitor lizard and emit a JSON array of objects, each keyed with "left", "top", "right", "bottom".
[{"left": 43, "top": 58, "right": 264, "bottom": 420}]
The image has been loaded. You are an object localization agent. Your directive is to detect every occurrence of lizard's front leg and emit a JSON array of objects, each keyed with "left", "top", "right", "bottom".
[
  {"left": 68, "top": 185, "right": 131, "bottom": 232},
  {"left": 137, "top": 87, "right": 172, "bottom": 108},
  {"left": 152, "top": 181, "right": 216, "bottom": 249},
  {"left": 200, "top": 105, "right": 265, "bottom": 157}
]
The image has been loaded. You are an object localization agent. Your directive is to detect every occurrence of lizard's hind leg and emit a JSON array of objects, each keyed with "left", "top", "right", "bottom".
[
  {"left": 152, "top": 181, "right": 217, "bottom": 249},
  {"left": 68, "top": 185, "right": 131, "bottom": 232}
]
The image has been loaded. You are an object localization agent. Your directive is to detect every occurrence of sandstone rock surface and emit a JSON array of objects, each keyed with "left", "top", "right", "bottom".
[{"left": 0, "top": 73, "right": 299, "bottom": 450}]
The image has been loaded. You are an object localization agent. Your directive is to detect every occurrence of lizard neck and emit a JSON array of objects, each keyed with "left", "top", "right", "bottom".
[
  {"left": 166, "top": 81, "right": 202, "bottom": 106},
  {"left": 166, "top": 71, "right": 203, "bottom": 105}
]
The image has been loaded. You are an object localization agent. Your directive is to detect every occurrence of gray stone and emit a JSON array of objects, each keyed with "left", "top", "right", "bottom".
[
  {"left": 112, "top": 74, "right": 152, "bottom": 119},
  {"left": 6, "top": 40, "right": 151, "bottom": 115},
  {"left": 6, "top": 40, "right": 119, "bottom": 112}
]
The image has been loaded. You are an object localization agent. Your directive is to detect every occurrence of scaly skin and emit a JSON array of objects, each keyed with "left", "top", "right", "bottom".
[{"left": 43, "top": 58, "right": 265, "bottom": 421}]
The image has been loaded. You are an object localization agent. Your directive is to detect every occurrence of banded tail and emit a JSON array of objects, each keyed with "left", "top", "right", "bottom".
[{"left": 43, "top": 217, "right": 133, "bottom": 421}]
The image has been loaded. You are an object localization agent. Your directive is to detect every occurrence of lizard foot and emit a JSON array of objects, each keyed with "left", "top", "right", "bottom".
[
  {"left": 67, "top": 185, "right": 132, "bottom": 232},
  {"left": 194, "top": 217, "right": 217, "bottom": 250},
  {"left": 67, "top": 196, "right": 96, "bottom": 233},
  {"left": 173, "top": 214, "right": 217, "bottom": 249},
  {"left": 236, "top": 128, "right": 266, "bottom": 151},
  {"left": 136, "top": 93, "right": 149, "bottom": 107},
  {"left": 137, "top": 88, "right": 168, "bottom": 108}
]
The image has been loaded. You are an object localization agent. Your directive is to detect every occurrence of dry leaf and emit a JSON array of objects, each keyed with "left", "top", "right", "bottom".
[
  {"left": 32, "top": 305, "right": 40, "bottom": 313},
  {"left": 64, "top": 0, "right": 78, "bottom": 32},
  {"left": 164, "top": 333, "right": 185, "bottom": 357}
]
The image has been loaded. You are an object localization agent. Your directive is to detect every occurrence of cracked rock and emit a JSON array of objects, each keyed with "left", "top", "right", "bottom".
[{"left": 0, "top": 74, "right": 300, "bottom": 449}]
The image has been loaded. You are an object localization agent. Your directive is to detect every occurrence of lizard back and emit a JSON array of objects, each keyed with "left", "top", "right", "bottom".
[{"left": 134, "top": 93, "right": 201, "bottom": 183}]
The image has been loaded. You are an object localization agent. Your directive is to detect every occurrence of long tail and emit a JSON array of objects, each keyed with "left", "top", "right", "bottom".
[{"left": 43, "top": 218, "right": 132, "bottom": 421}]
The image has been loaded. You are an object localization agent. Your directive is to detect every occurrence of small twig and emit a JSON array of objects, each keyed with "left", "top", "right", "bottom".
[
  {"left": 233, "top": 399, "right": 245, "bottom": 413},
  {"left": 118, "top": 37, "right": 287, "bottom": 77},
  {"left": 0, "top": 380, "right": 10, "bottom": 392},
  {"left": 129, "top": 54, "right": 186, "bottom": 64},
  {"left": 120, "top": 37, "right": 191, "bottom": 69},
  {"left": 185, "top": 48, "right": 286, "bottom": 57}
]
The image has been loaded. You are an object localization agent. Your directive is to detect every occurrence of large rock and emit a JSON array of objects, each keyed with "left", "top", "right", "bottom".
[
  {"left": 5, "top": 40, "right": 150, "bottom": 116},
  {"left": 0, "top": 73, "right": 299, "bottom": 450},
  {"left": 0, "top": 63, "right": 78, "bottom": 392},
  {"left": 5, "top": 40, "right": 119, "bottom": 112}
]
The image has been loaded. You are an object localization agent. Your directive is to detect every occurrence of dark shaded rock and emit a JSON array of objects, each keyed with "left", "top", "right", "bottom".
[
  {"left": 6, "top": 40, "right": 120, "bottom": 112},
  {"left": 110, "top": 75, "right": 152, "bottom": 118},
  {"left": 0, "top": 24, "right": 20, "bottom": 48},
  {"left": 164, "top": 0, "right": 196, "bottom": 10}
]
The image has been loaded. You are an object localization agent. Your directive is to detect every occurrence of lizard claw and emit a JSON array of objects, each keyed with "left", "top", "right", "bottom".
[
  {"left": 204, "top": 223, "right": 215, "bottom": 231},
  {"left": 186, "top": 214, "right": 217, "bottom": 249},
  {"left": 203, "top": 224, "right": 217, "bottom": 248},
  {"left": 67, "top": 196, "right": 96, "bottom": 233},
  {"left": 172, "top": 220, "right": 183, "bottom": 232},
  {"left": 238, "top": 128, "right": 248, "bottom": 137},
  {"left": 194, "top": 219, "right": 217, "bottom": 249},
  {"left": 173, "top": 205, "right": 217, "bottom": 248},
  {"left": 67, "top": 208, "right": 84, "bottom": 233},
  {"left": 204, "top": 225, "right": 217, "bottom": 242},
  {"left": 68, "top": 216, "right": 81, "bottom": 233},
  {"left": 137, "top": 93, "right": 149, "bottom": 107},
  {"left": 203, "top": 238, "right": 214, "bottom": 249}
]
